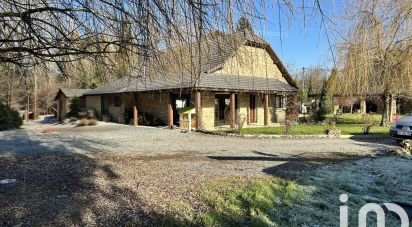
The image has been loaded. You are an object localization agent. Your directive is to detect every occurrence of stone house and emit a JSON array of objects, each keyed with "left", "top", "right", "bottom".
[{"left": 56, "top": 31, "right": 298, "bottom": 130}]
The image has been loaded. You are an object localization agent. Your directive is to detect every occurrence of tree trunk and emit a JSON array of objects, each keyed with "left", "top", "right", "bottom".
[
  {"left": 33, "top": 73, "right": 37, "bottom": 119},
  {"left": 380, "top": 92, "right": 390, "bottom": 127},
  {"left": 360, "top": 98, "right": 366, "bottom": 114},
  {"left": 26, "top": 94, "right": 30, "bottom": 122}
]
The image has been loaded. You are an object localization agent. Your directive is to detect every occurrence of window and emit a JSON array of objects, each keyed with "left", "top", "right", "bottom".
[
  {"left": 114, "top": 95, "right": 121, "bottom": 107},
  {"left": 275, "top": 95, "right": 284, "bottom": 108}
]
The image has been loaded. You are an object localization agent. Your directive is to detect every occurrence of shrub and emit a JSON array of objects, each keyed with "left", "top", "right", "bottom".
[
  {"left": 362, "top": 114, "right": 375, "bottom": 134},
  {"left": 66, "top": 98, "right": 81, "bottom": 118},
  {"left": 325, "top": 121, "right": 341, "bottom": 137},
  {"left": 316, "top": 86, "right": 332, "bottom": 122},
  {"left": 88, "top": 119, "right": 98, "bottom": 126},
  {"left": 78, "top": 118, "right": 88, "bottom": 126},
  {"left": 284, "top": 94, "right": 299, "bottom": 135},
  {"left": 0, "top": 102, "right": 23, "bottom": 131},
  {"left": 86, "top": 109, "right": 98, "bottom": 119},
  {"left": 285, "top": 95, "right": 299, "bottom": 122}
]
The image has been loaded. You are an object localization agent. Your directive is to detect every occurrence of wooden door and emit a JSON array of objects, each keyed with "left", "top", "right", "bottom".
[{"left": 250, "top": 95, "right": 257, "bottom": 123}]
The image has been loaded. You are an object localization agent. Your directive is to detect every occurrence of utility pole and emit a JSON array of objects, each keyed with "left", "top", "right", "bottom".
[{"left": 302, "top": 67, "right": 306, "bottom": 91}]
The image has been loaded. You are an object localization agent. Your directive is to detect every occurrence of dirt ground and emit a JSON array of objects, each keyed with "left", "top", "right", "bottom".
[{"left": 0, "top": 120, "right": 397, "bottom": 226}]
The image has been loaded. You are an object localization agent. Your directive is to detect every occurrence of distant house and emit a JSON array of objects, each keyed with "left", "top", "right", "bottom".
[
  {"left": 54, "top": 88, "right": 91, "bottom": 121},
  {"left": 56, "top": 31, "right": 298, "bottom": 130}
]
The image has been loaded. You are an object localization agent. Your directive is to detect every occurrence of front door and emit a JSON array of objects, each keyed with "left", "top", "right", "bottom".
[{"left": 250, "top": 95, "right": 257, "bottom": 123}]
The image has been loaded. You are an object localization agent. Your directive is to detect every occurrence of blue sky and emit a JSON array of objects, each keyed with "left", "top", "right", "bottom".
[{"left": 251, "top": 1, "right": 341, "bottom": 74}]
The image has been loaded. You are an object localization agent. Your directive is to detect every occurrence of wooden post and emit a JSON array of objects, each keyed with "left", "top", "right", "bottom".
[
  {"left": 188, "top": 111, "right": 192, "bottom": 132},
  {"left": 264, "top": 93, "right": 269, "bottom": 126},
  {"left": 195, "top": 91, "right": 202, "bottom": 130},
  {"left": 168, "top": 93, "right": 173, "bottom": 129},
  {"left": 230, "top": 93, "right": 236, "bottom": 128},
  {"left": 133, "top": 106, "right": 138, "bottom": 127}
]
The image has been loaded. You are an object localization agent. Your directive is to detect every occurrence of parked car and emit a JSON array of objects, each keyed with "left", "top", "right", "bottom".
[{"left": 390, "top": 113, "right": 412, "bottom": 139}]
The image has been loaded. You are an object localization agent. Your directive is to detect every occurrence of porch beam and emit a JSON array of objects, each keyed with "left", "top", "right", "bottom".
[
  {"left": 168, "top": 93, "right": 173, "bottom": 129},
  {"left": 264, "top": 93, "right": 269, "bottom": 126},
  {"left": 230, "top": 93, "right": 236, "bottom": 128},
  {"left": 195, "top": 91, "right": 202, "bottom": 130}
]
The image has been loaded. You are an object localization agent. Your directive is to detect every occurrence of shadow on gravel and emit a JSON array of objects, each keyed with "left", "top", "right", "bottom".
[
  {"left": 208, "top": 150, "right": 372, "bottom": 179},
  {"left": 0, "top": 129, "right": 117, "bottom": 155},
  {"left": 0, "top": 130, "right": 182, "bottom": 226},
  {"left": 348, "top": 136, "right": 397, "bottom": 151}
]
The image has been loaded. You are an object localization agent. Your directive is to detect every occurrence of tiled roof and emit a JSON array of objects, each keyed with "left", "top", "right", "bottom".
[
  {"left": 199, "top": 74, "right": 297, "bottom": 92},
  {"left": 84, "top": 75, "right": 195, "bottom": 95},
  {"left": 84, "top": 73, "right": 297, "bottom": 95}
]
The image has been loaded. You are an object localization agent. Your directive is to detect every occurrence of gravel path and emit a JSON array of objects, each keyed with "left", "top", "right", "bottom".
[
  {"left": 0, "top": 120, "right": 399, "bottom": 226},
  {"left": 0, "top": 121, "right": 396, "bottom": 157}
]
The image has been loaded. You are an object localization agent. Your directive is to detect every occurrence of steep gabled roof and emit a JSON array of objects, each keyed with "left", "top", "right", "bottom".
[
  {"left": 54, "top": 88, "right": 91, "bottom": 101},
  {"left": 82, "top": 31, "right": 297, "bottom": 95},
  {"left": 198, "top": 31, "right": 295, "bottom": 87}
]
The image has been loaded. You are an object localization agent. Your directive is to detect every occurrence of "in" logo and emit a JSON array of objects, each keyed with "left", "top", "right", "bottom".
[{"left": 340, "top": 194, "right": 409, "bottom": 227}]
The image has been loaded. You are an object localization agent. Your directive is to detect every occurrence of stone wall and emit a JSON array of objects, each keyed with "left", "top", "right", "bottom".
[
  {"left": 273, "top": 109, "right": 286, "bottom": 123},
  {"left": 201, "top": 92, "right": 215, "bottom": 130},
  {"left": 214, "top": 45, "right": 287, "bottom": 83},
  {"left": 135, "top": 92, "right": 169, "bottom": 125},
  {"left": 238, "top": 94, "right": 249, "bottom": 124}
]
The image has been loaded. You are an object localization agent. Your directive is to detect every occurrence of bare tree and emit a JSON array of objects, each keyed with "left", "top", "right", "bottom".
[{"left": 339, "top": 0, "right": 412, "bottom": 126}]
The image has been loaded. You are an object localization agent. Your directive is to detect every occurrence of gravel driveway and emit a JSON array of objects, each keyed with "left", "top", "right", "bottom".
[
  {"left": 0, "top": 121, "right": 397, "bottom": 226},
  {"left": 0, "top": 121, "right": 395, "bottom": 157}
]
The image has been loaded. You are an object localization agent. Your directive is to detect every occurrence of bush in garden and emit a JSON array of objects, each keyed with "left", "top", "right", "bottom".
[
  {"left": 78, "top": 118, "right": 88, "bottom": 126},
  {"left": 283, "top": 95, "right": 299, "bottom": 135},
  {"left": 316, "top": 86, "right": 333, "bottom": 122},
  {"left": 0, "top": 102, "right": 23, "bottom": 131},
  {"left": 66, "top": 98, "right": 81, "bottom": 118},
  {"left": 88, "top": 119, "right": 98, "bottom": 126}
]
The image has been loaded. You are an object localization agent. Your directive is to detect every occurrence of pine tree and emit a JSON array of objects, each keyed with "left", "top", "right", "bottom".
[
  {"left": 316, "top": 82, "right": 333, "bottom": 121},
  {"left": 236, "top": 16, "right": 253, "bottom": 33}
]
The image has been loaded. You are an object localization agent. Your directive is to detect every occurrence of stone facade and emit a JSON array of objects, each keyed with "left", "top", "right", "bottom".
[
  {"left": 135, "top": 92, "right": 169, "bottom": 124},
  {"left": 200, "top": 92, "right": 286, "bottom": 131},
  {"left": 214, "top": 45, "right": 287, "bottom": 83},
  {"left": 200, "top": 92, "right": 216, "bottom": 130}
]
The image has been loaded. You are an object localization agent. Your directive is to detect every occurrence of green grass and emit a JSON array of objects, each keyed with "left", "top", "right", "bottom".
[
  {"left": 240, "top": 124, "right": 389, "bottom": 136},
  {"left": 189, "top": 157, "right": 412, "bottom": 226}
]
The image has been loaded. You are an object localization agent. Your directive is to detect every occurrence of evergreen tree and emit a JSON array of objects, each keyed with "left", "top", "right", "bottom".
[
  {"left": 316, "top": 81, "right": 333, "bottom": 121},
  {"left": 236, "top": 16, "right": 253, "bottom": 33}
]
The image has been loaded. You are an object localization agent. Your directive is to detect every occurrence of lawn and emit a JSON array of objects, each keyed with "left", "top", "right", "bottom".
[
  {"left": 240, "top": 124, "right": 389, "bottom": 136},
  {"left": 170, "top": 157, "right": 412, "bottom": 226},
  {"left": 239, "top": 113, "right": 390, "bottom": 136}
]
